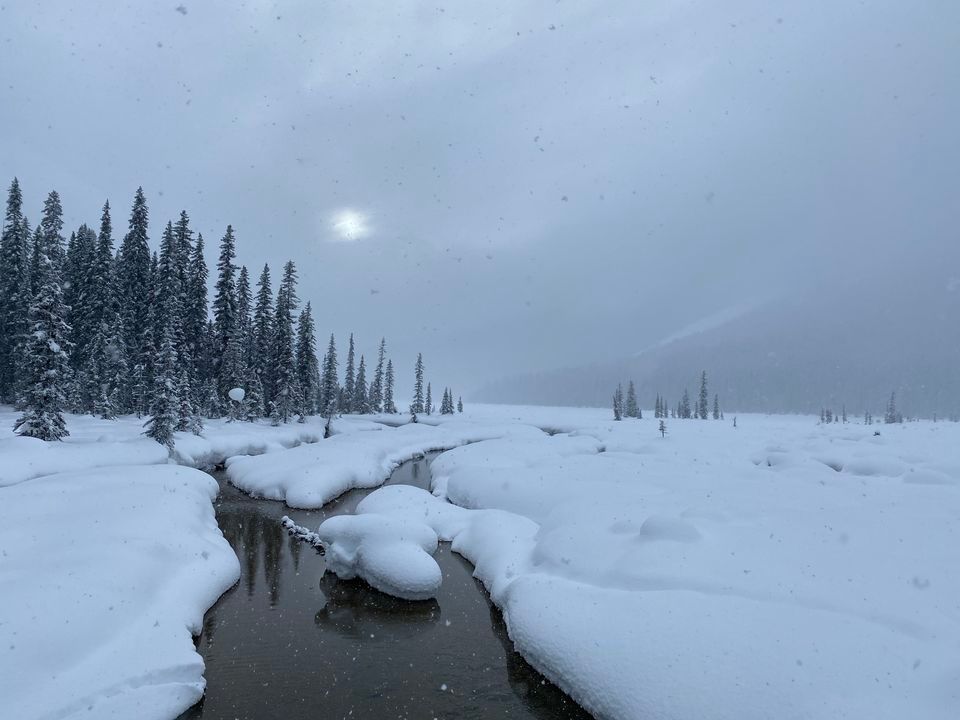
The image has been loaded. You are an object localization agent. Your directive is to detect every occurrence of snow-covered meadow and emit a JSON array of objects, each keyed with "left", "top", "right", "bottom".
[{"left": 1, "top": 404, "right": 958, "bottom": 720}]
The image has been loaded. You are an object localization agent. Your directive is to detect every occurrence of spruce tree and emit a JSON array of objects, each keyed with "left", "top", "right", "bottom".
[
  {"left": 295, "top": 302, "right": 320, "bottom": 415},
  {"left": 320, "top": 333, "right": 339, "bottom": 416},
  {"left": 424, "top": 382, "right": 433, "bottom": 415},
  {"left": 410, "top": 353, "right": 425, "bottom": 414},
  {"left": 353, "top": 355, "right": 369, "bottom": 413},
  {"left": 269, "top": 261, "right": 298, "bottom": 423},
  {"left": 698, "top": 371, "right": 709, "bottom": 420},
  {"left": 185, "top": 232, "right": 209, "bottom": 389},
  {"left": 383, "top": 359, "right": 397, "bottom": 413},
  {"left": 212, "top": 225, "right": 238, "bottom": 392},
  {"left": 342, "top": 333, "right": 356, "bottom": 412},
  {"left": 251, "top": 263, "right": 274, "bottom": 399},
  {"left": 680, "top": 388, "right": 692, "bottom": 419},
  {"left": 624, "top": 381, "right": 639, "bottom": 418},
  {"left": 236, "top": 265, "right": 253, "bottom": 369},
  {"left": 369, "top": 337, "right": 386, "bottom": 413},
  {"left": 613, "top": 384, "right": 623, "bottom": 421},
  {"left": 713, "top": 393, "right": 720, "bottom": 420},
  {"left": 144, "top": 323, "right": 178, "bottom": 450},
  {"left": 116, "top": 188, "right": 151, "bottom": 385},
  {"left": 14, "top": 242, "right": 72, "bottom": 440},
  {"left": 0, "top": 179, "right": 31, "bottom": 402},
  {"left": 457, "top": 396, "right": 463, "bottom": 413}
]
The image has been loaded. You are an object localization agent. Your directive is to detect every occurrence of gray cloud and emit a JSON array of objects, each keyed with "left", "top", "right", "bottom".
[{"left": 2, "top": 0, "right": 956, "bottom": 395}]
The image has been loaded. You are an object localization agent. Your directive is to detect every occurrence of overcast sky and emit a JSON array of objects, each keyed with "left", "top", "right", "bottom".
[{"left": 2, "top": 0, "right": 957, "bottom": 394}]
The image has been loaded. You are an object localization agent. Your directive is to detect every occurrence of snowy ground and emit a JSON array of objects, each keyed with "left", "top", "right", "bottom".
[{"left": 1, "top": 404, "right": 958, "bottom": 719}]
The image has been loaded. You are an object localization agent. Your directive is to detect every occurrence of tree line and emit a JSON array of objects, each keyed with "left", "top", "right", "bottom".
[
  {"left": 0, "top": 179, "right": 462, "bottom": 447},
  {"left": 613, "top": 371, "right": 722, "bottom": 421}
]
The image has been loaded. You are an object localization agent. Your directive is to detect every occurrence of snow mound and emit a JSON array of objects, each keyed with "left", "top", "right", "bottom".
[
  {"left": 317, "top": 513, "right": 441, "bottom": 600},
  {"left": 0, "top": 465, "right": 240, "bottom": 720}
]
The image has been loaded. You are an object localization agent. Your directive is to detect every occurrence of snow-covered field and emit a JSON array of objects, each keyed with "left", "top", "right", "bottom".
[{"left": 1, "top": 404, "right": 958, "bottom": 720}]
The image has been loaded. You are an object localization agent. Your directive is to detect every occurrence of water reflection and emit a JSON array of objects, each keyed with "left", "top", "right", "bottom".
[{"left": 179, "top": 454, "right": 593, "bottom": 720}]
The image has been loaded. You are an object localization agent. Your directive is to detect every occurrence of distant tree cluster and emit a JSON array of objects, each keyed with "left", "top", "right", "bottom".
[
  {"left": 0, "top": 179, "right": 460, "bottom": 446},
  {"left": 615, "top": 371, "right": 723, "bottom": 422}
]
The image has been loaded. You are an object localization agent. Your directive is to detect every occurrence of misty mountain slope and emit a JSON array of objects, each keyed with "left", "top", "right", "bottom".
[{"left": 475, "top": 276, "right": 960, "bottom": 416}]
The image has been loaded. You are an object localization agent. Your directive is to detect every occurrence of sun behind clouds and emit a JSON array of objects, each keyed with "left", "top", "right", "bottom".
[{"left": 330, "top": 209, "right": 371, "bottom": 242}]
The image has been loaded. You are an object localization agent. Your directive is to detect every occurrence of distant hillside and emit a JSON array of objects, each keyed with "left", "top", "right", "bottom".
[{"left": 474, "top": 274, "right": 960, "bottom": 418}]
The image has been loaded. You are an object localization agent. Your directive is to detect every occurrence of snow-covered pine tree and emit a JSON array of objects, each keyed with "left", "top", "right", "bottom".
[
  {"left": 712, "top": 393, "right": 720, "bottom": 420},
  {"left": 457, "top": 395, "right": 463, "bottom": 413},
  {"left": 175, "top": 369, "right": 195, "bottom": 432},
  {"left": 885, "top": 392, "right": 898, "bottom": 424},
  {"left": 697, "top": 371, "right": 709, "bottom": 420},
  {"left": 116, "top": 188, "right": 151, "bottom": 390},
  {"left": 613, "top": 384, "right": 623, "bottom": 421},
  {"left": 269, "top": 260, "right": 298, "bottom": 423},
  {"left": 251, "top": 263, "right": 274, "bottom": 401},
  {"left": 185, "top": 231, "right": 209, "bottom": 392},
  {"left": 213, "top": 225, "right": 239, "bottom": 394},
  {"left": 0, "top": 178, "right": 31, "bottom": 403},
  {"left": 383, "top": 358, "right": 397, "bottom": 413},
  {"left": 353, "top": 355, "right": 370, "bottom": 413},
  {"left": 320, "top": 333, "right": 339, "bottom": 416},
  {"left": 144, "top": 322, "right": 179, "bottom": 450},
  {"left": 243, "top": 365, "right": 265, "bottom": 420},
  {"left": 295, "top": 302, "right": 320, "bottom": 415},
  {"left": 14, "top": 238, "right": 72, "bottom": 440},
  {"left": 341, "top": 333, "right": 356, "bottom": 413},
  {"left": 236, "top": 265, "right": 253, "bottom": 365},
  {"left": 424, "top": 382, "right": 433, "bottom": 415},
  {"left": 410, "top": 353, "right": 425, "bottom": 414},
  {"left": 680, "top": 389, "right": 692, "bottom": 419},
  {"left": 369, "top": 337, "right": 386, "bottom": 413},
  {"left": 625, "top": 381, "right": 639, "bottom": 418}
]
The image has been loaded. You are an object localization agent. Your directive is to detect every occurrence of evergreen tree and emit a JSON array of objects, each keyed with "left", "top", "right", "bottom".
[
  {"left": 353, "top": 355, "right": 369, "bottom": 413},
  {"left": 680, "top": 388, "right": 692, "bottom": 419},
  {"left": 613, "top": 383, "right": 623, "bottom": 421},
  {"left": 885, "top": 392, "right": 898, "bottom": 424},
  {"left": 383, "top": 359, "right": 397, "bottom": 413},
  {"left": 0, "top": 179, "right": 31, "bottom": 402},
  {"left": 713, "top": 393, "right": 720, "bottom": 420},
  {"left": 410, "top": 353, "right": 425, "bottom": 414},
  {"left": 624, "top": 381, "right": 639, "bottom": 418},
  {"left": 457, "top": 395, "right": 463, "bottom": 413},
  {"left": 251, "top": 263, "right": 274, "bottom": 399},
  {"left": 212, "top": 225, "right": 239, "bottom": 391},
  {"left": 269, "top": 261, "right": 298, "bottom": 423},
  {"left": 236, "top": 265, "right": 253, "bottom": 368},
  {"left": 295, "top": 302, "right": 320, "bottom": 415},
  {"left": 144, "top": 323, "right": 178, "bottom": 450},
  {"left": 697, "top": 371, "right": 709, "bottom": 420},
  {"left": 320, "top": 333, "right": 339, "bottom": 416},
  {"left": 116, "top": 188, "right": 151, "bottom": 387},
  {"left": 369, "top": 337, "right": 386, "bottom": 413},
  {"left": 14, "top": 241, "right": 72, "bottom": 440},
  {"left": 243, "top": 366, "right": 265, "bottom": 420},
  {"left": 424, "top": 382, "right": 433, "bottom": 415},
  {"left": 185, "top": 232, "right": 209, "bottom": 389},
  {"left": 342, "top": 333, "right": 356, "bottom": 412}
]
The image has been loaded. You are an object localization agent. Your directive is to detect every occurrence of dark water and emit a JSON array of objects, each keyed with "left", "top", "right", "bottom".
[{"left": 179, "top": 454, "right": 593, "bottom": 720}]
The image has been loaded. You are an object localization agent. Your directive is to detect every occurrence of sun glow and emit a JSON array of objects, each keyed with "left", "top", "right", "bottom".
[{"left": 330, "top": 209, "right": 370, "bottom": 242}]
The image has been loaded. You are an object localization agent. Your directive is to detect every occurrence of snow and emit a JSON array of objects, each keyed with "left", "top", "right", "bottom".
[
  {"left": 227, "top": 387, "right": 245, "bottom": 402},
  {"left": 226, "top": 418, "right": 542, "bottom": 508},
  {"left": 0, "top": 464, "right": 240, "bottom": 720},
  {"left": 312, "top": 407, "right": 960, "bottom": 720},
  {"left": 2, "top": 403, "right": 959, "bottom": 720},
  {"left": 317, "top": 513, "right": 442, "bottom": 600}
]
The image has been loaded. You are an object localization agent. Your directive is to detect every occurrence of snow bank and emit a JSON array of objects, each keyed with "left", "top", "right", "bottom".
[
  {"left": 0, "top": 434, "right": 170, "bottom": 487},
  {"left": 317, "top": 513, "right": 442, "bottom": 600},
  {"left": 226, "top": 419, "right": 541, "bottom": 508},
  {"left": 332, "top": 411, "right": 960, "bottom": 720},
  {"left": 0, "top": 465, "right": 240, "bottom": 720}
]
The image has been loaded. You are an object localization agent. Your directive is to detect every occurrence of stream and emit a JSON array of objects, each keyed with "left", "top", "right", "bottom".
[{"left": 178, "top": 453, "right": 592, "bottom": 720}]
